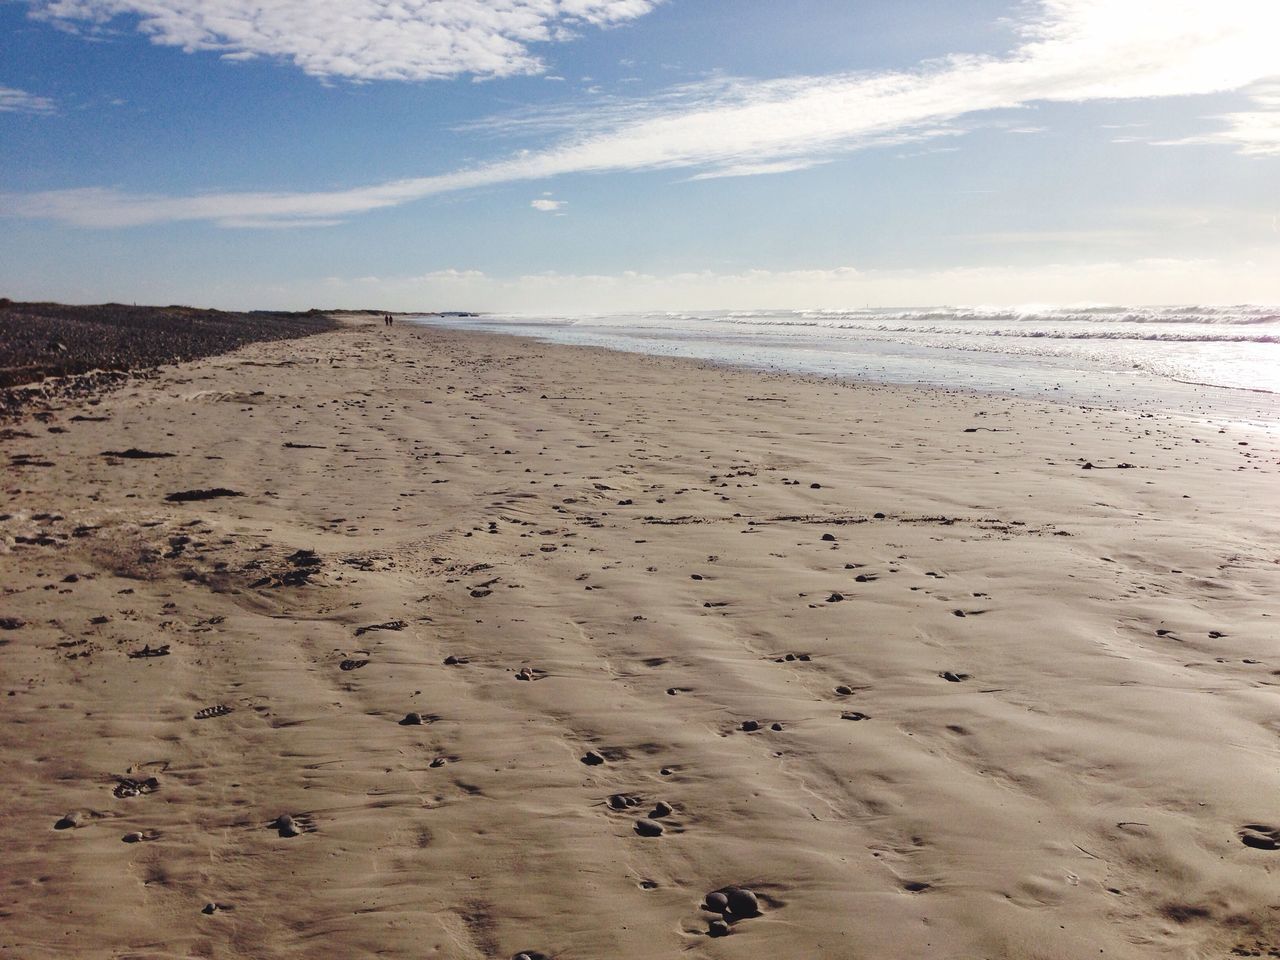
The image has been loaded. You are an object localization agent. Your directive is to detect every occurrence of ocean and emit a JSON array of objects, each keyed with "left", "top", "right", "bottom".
[{"left": 406, "top": 306, "right": 1280, "bottom": 423}]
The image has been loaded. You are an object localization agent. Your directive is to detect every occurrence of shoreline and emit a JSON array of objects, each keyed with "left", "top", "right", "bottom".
[
  {"left": 3, "top": 319, "right": 1279, "bottom": 959},
  {"left": 406, "top": 313, "right": 1280, "bottom": 427}
]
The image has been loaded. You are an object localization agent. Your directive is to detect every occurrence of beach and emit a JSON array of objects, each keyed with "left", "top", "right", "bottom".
[{"left": 3, "top": 315, "right": 1279, "bottom": 960}]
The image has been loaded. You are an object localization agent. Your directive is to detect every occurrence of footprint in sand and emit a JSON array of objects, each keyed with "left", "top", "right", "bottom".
[{"left": 1240, "top": 825, "right": 1280, "bottom": 850}]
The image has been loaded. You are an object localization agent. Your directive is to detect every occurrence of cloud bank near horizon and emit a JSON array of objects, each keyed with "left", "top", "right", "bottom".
[
  {"left": 16, "top": 255, "right": 1278, "bottom": 315},
  {"left": 4, "top": 0, "right": 1279, "bottom": 229}
]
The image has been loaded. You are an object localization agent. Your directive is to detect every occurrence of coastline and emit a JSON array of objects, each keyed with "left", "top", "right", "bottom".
[
  {"left": 406, "top": 312, "right": 1280, "bottom": 426},
  {"left": 3, "top": 317, "right": 1279, "bottom": 959}
]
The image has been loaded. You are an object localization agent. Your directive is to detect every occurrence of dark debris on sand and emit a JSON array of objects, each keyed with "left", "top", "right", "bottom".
[{"left": 0, "top": 299, "right": 338, "bottom": 416}]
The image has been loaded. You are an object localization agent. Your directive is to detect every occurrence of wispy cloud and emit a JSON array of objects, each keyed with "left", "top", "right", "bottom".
[
  {"left": 6, "top": 0, "right": 1279, "bottom": 228},
  {"left": 1156, "top": 83, "right": 1280, "bottom": 157},
  {"left": 24, "top": 0, "right": 662, "bottom": 81},
  {"left": 531, "top": 196, "right": 567, "bottom": 211},
  {"left": 0, "top": 85, "right": 55, "bottom": 114}
]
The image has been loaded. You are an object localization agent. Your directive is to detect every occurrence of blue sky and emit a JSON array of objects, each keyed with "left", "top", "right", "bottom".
[{"left": 1, "top": 0, "right": 1278, "bottom": 311}]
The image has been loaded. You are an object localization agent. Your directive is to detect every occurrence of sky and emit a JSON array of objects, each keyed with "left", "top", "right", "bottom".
[{"left": 1, "top": 0, "right": 1279, "bottom": 312}]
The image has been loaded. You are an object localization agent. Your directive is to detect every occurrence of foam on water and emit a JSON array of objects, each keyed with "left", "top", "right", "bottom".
[{"left": 407, "top": 306, "right": 1280, "bottom": 423}]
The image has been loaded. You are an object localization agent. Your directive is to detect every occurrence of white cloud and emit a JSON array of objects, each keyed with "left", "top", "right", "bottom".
[
  {"left": 531, "top": 197, "right": 566, "bottom": 211},
  {"left": 0, "top": 85, "right": 55, "bottom": 114},
  {"left": 6, "top": 0, "right": 1280, "bottom": 227},
  {"left": 1157, "top": 83, "right": 1280, "bottom": 157},
  {"left": 24, "top": 0, "right": 661, "bottom": 82}
]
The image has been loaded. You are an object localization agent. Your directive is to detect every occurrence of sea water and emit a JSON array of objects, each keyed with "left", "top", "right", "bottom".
[{"left": 406, "top": 306, "right": 1280, "bottom": 423}]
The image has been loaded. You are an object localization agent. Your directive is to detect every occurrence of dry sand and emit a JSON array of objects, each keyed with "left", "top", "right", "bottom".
[{"left": 2, "top": 318, "right": 1279, "bottom": 959}]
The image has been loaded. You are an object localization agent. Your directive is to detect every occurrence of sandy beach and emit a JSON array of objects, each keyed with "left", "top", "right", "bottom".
[{"left": 3, "top": 316, "right": 1279, "bottom": 960}]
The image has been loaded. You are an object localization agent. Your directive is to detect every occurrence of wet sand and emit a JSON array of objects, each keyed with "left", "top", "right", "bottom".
[{"left": 3, "top": 317, "right": 1279, "bottom": 959}]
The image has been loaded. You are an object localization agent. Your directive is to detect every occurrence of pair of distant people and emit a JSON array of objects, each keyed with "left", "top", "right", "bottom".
[{"left": 382, "top": 314, "right": 393, "bottom": 327}]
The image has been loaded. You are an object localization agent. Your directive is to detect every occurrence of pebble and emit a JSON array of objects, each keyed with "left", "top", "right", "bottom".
[
  {"left": 741, "top": 720, "right": 760, "bottom": 732},
  {"left": 635, "top": 818, "right": 664, "bottom": 837},
  {"left": 708, "top": 919, "right": 731, "bottom": 937},
  {"left": 54, "top": 812, "right": 82, "bottom": 830},
  {"left": 705, "top": 891, "right": 729, "bottom": 913},
  {"left": 121, "top": 831, "right": 144, "bottom": 843},
  {"left": 400, "top": 712, "right": 424, "bottom": 725},
  {"left": 275, "top": 814, "right": 301, "bottom": 837},
  {"left": 651, "top": 800, "right": 673, "bottom": 818},
  {"left": 726, "top": 887, "right": 760, "bottom": 917},
  {"left": 581, "top": 750, "right": 605, "bottom": 766}
]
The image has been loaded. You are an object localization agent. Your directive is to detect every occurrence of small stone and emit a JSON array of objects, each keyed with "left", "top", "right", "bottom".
[
  {"left": 275, "top": 814, "right": 300, "bottom": 837},
  {"left": 726, "top": 887, "right": 759, "bottom": 917},
  {"left": 202, "top": 903, "right": 218, "bottom": 915},
  {"left": 741, "top": 720, "right": 760, "bottom": 732},
  {"left": 581, "top": 751, "right": 605, "bottom": 766},
  {"left": 708, "top": 919, "right": 731, "bottom": 937},
  {"left": 651, "top": 800, "right": 673, "bottom": 818},
  {"left": 54, "top": 812, "right": 82, "bottom": 830},
  {"left": 443, "top": 655, "right": 461, "bottom": 665},
  {"left": 608, "top": 794, "right": 629, "bottom": 810},
  {"left": 704, "top": 891, "right": 729, "bottom": 913},
  {"left": 827, "top": 593, "right": 844, "bottom": 602},
  {"left": 400, "top": 712, "right": 424, "bottom": 725},
  {"left": 835, "top": 685, "right": 853, "bottom": 695},
  {"left": 121, "top": 831, "right": 144, "bottom": 843},
  {"left": 635, "top": 818, "right": 664, "bottom": 837},
  {"left": 821, "top": 533, "right": 836, "bottom": 542},
  {"left": 770, "top": 722, "right": 783, "bottom": 732},
  {"left": 873, "top": 512, "right": 886, "bottom": 519}
]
